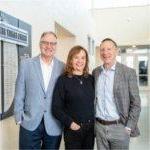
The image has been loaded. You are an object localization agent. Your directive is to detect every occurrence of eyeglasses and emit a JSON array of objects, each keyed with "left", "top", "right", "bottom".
[{"left": 40, "top": 41, "right": 57, "bottom": 46}]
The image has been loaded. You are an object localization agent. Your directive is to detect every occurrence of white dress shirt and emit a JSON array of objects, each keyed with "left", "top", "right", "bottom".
[{"left": 40, "top": 57, "right": 54, "bottom": 92}]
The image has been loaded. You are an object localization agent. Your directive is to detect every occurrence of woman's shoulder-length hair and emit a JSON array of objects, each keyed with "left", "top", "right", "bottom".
[{"left": 64, "top": 45, "right": 89, "bottom": 77}]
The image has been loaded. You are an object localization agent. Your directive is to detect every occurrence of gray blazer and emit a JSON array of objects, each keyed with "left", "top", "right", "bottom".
[
  {"left": 14, "top": 56, "right": 65, "bottom": 136},
  {"left": 93, "top": 62, "right": 141, "bottom": 137}
]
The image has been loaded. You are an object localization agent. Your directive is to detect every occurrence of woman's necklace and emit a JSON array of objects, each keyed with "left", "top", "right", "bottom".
[{"left": 74, "top": 76, "right": 83, "bottom": 85}]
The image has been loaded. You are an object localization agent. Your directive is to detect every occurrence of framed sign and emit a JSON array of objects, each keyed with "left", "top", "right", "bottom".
[{"left": 0, "top": 21, "right": 28, "bottom": 46}]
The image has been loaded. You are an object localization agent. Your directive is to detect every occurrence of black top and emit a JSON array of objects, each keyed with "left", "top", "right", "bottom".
[{"left": 52, "top": 74, "right": 95, "bottom": 128}]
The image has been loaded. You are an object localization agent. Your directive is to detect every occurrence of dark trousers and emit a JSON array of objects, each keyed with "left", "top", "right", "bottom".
[
  {"left": 19, "top": 118, "right": 62, "bottom": 150},
  {"left": 64, "top": 122, "right": 94, "bottom": 150}
]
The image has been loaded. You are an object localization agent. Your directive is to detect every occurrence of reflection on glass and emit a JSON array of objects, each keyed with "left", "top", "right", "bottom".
[
  {"left": 139, "top": 76, "right": 148, "bottom": 86},
  {"left": 138, "top": 56, "right": 148, "bottom": 86},
  {"left": 139, "top": 61, "right": 148, "bottom": 74}
]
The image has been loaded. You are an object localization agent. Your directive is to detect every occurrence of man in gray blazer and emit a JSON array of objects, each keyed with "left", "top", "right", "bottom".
[
  {"left": 93, "top": 38, "right": 141, "bottom": 150},
  {"left": 14, "top": 31, "right": 64, "bottom": 149}
]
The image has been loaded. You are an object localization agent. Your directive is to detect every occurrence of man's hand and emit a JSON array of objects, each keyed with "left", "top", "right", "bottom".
[
  {"left": 16, "top": 121, "right": 22, "bottom": 125},
  {"left": 70, "top": 122, "right": 81, "bottom": 131},
  {"left": 125, "top": 127, "right": 131, "bottom": 135}
]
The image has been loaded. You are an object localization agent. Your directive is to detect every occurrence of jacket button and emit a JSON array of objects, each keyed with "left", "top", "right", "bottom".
[
  {"left": 44, "top": 96, "right": 46, "bottom": 99},
  {"left": 44, "top": 110, "right": 47, "bottom": 113}
]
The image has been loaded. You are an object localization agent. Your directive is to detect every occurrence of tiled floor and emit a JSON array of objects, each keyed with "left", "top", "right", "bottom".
[{"left": 0, "top": 91, "right": 150, "bottom": 150}]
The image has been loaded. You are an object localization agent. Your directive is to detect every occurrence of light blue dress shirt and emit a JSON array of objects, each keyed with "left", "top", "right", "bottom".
[{"left": 95, "top": 64, "right": 120, "bottom": 121}]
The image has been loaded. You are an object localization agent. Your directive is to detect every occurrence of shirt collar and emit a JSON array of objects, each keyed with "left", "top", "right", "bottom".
[
  {"left": 40, "top": 55, "right": 54, "bottom": 67},
  {"left": 101, "top": 62, "right": 116, "bottom": 71}
]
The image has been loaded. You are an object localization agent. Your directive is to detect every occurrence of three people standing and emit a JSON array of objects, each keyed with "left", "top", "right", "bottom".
[{"left": 14, "top": 31, "right": 141, "bottom": 150}]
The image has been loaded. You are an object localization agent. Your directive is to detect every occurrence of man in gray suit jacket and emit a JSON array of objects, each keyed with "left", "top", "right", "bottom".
[
  {"left": 14, "top": 31, "right": 64, "bottom": 149},
  {"left": 93, "top": 38, "right": 141, "bottom": 150}
]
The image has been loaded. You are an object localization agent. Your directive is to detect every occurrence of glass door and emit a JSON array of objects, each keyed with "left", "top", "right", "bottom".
[
  {"left": 118, "top": 48, "right": 150, "bottom": 90},
  {"left": 138, "top": 56, "right": 148, "bottom": 86}
]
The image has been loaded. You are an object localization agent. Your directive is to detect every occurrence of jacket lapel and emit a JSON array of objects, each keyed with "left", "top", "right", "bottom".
[
  {"left": 95, "top": 66, "right": 103, "bottom": 82},
  {"left": 94, "top": 66, "right": 103, "bottom": 94},
  {"left": 113, "top": 62, "right": 124, "bottom": 114},
  {"left": 46, "top": 57, "right": 58, "bottom": 94},
  {"left": 113, "top": 62, "right": 122, "bottom": 93},
  {"left": 33, "top": 56, "right": 45, "bottom": 94}
]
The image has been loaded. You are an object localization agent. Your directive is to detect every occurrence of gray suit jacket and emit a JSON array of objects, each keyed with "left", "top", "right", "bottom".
[
  {"left": 93, "top": 62, "right": 141, "bottom": 137},
  {"left": 14, "top": 56, "right": 65, "bottom": 136}
]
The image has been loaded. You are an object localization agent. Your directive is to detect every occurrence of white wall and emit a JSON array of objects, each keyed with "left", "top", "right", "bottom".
[
  {"left": 0, "top": 0, "right": 54, "bottom": 56},
  {"left": 92, "top": 5, "right": 150, "bottom": 46},
  {"left": 1, "top": 1, "right": 149, "bottom": 69},
  {"left": 0, "top": 0, "right": 96, "bottom": 68},
  {"left": 57, "top": 37, "right": 75, "bottom": 63}
]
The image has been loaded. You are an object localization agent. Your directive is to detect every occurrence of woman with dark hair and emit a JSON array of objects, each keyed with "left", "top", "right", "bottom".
[{"left": 52, "top": 45, "right": 95, "bottom": 149}]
